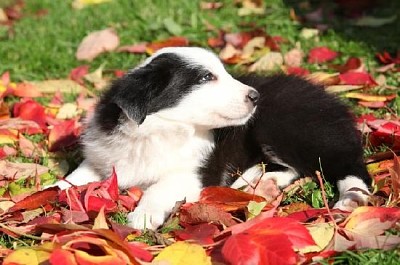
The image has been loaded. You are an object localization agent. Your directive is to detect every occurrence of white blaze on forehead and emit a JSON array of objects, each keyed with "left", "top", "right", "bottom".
[{"left": 140, "top": 47, "right": 227, "bottom": 75}]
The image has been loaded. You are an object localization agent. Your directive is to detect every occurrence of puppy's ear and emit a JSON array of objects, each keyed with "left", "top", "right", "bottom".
[{"left": 111, "top": 57, "right": 173, "bottom": 124}]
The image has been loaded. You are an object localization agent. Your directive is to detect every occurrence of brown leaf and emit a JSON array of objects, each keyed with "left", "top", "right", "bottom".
[
  {"left": 76, "top": 28, "right": 120, "bottom": 61},
  {"left": 179, "top": 202, "right": 238, "bottom": 227}
]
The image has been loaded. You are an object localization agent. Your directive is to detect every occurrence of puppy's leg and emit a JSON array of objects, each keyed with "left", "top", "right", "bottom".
[
  {"left": 231, "top": 164, "right": 299, "bottom": 189},
  {"left": 333, "top": 176, "right": 370, "bottom": 211},
  {"left": 127, "top": 173, "right": 202, "bottom": 230},
  {"left": 46, "top": 160, "right": 102, "bottom": 190}
]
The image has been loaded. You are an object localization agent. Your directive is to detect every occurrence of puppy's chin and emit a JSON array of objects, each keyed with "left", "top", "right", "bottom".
[{"left": 215, "top": 107, "right": 256, "bottom": 127}]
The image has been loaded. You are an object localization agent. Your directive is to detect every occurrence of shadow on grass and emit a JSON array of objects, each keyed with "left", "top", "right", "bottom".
[{"left": 284, "top": 0, "right": 400, "bottom": 53}]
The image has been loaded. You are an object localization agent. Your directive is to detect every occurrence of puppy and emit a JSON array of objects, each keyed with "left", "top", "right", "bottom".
[{"left": 56, "top": 47, "right": 370, "bottom": 230}]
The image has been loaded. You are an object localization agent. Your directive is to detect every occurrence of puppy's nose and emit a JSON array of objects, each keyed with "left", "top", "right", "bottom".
[{"left": 247, "top": 89, "right": 260, "bottom": 104}]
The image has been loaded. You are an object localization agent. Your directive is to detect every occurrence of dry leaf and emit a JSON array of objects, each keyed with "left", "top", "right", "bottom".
[
  {"left": 76, "top": 28, "right": 119, "bottom": 61},
  {"left": 249, "top": 52, "right": 283, "bottom": 72},
  {"left": 154, "top": 241, "right": 211, "bottom": 265},
  {"left": 30, "top": 80, "right": 85, "bottom": 94},
  {"left": 284, "top": 47, "right": 304, "bottom": 67},
  {"left": 72, "top": 0, "right": 112, "bottom": 9}
]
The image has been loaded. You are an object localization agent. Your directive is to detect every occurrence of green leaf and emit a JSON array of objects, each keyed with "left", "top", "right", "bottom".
[{"left": 247, "top": 200, "right": 267, "bottom": 220}]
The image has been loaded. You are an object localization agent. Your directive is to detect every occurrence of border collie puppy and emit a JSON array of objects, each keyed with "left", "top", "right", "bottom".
[{"left": 55, "top": 47, "right": 370, "bottom": 230}]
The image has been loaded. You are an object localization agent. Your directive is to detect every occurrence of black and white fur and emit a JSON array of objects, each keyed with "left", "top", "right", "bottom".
[{"left": 54, "top": 47, "right": 370, "bottom": 230}]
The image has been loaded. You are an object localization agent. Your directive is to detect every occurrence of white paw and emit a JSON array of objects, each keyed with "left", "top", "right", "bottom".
[
  {"left": 127, "top": 206, "right": 166, "bottom": 230},
  {"left": 333, "top": 190, "right": 369, "bottom": 212},
  {"left": 43, "top": 180, "right": 72, "bottom": 190}
]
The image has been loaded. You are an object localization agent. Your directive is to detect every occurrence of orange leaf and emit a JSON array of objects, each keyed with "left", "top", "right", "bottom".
[
  {"left": 146, "top": 36, "right": 189, "bottom": 54},
  {"left": 9, "top": 188, "right": 58, "bottom": 212},
  {"left": 200, "top": 186, "right": 266, "bottom": 211},
  {"left": 50, "top": 249, "right": 78, "bottom": 265},
  {"left": 13, "top": 82, "right": 42, "bottom": 98}
]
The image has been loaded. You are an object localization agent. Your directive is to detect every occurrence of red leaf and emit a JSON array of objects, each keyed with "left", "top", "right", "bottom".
[
  {"left": 339, "top": 72, "right": 377, "bottom": 86},
  {"left": 86, "top": 196, "right": 117, "bottom": 212},
  {"left": 146, "top": 36, "right": 189, "bottom": 54},
  {"left": 13, "top": 99, "right": 47, "bottom": 129},
  {"left": 60, "top": 187, "right": 86, "bottom": 212},
  {"left": 69, "top": 65, "right": 90, "bottom": 85},
  {"left": 222, "top": 233, "right": 296, "bottom": 265},
  {"left": 8, "top": 188, "right": 58, "bottom": 212},
  {"left": 200, "top": 186, "right": 266, "bottom": 211},
  {"left": 174, "top": 223, "right": 219, "bottom": 245},
  {"left": 102, "top": 168, "right": 119, "bottom": 201},
  {"left": 330, "top": 57, "right": 362, "bottom": 73},
  {"left": 285, "top": 66, "right": 310, "bottom": 76},
  {"left": 308, "top": 46, "right": 338, "bottom": 63},
  {"left": 179, "top": 202, "right": 237, "bottom": 227},
  {"left": 48, "top": 119, "right": 81, "bottom": 152}
]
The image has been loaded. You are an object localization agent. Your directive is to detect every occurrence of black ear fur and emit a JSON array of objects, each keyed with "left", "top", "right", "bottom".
[{"left": 95, "top": 55, "right": 174, "bottom": 132}]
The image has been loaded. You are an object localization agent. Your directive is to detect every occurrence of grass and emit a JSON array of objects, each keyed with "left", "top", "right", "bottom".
[{"left": 1, "top": 0, "right": 399, "bottom": 263}]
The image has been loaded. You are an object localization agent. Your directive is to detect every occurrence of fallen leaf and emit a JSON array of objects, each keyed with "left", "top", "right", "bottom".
[
  {"left": 146, "top": 36, "right": 189, "bottom": 54},
  {"left": 358, "top": 101, "right": 386, "bottom": 108},
  {"left": 69, "top": 65, "right": 89, "bottom": 85},
  {"left": 48, "top": 119, "right": 81, "bottom": 152},
  {"left": 174, "top": 223, "right": 219, "bottom": 245},
  {"left": 117, "top": 42, "right": 148, "bottom": 54},
  {"left": 13, "top": 82, "right": 42, "bottom": 98},
  {"left": 219, "top": 43, "right": 242, "bottom": 64},
  {"left": 301, "top": 223, "right": 335, "bottom": 253},
  {"left": 179, "top": 203, "right": 237, "bottom": 227},
  {"left": 13, "top": 99, "right": 47, "bottom": 129},
  {"left": 30, "top": 80, "right": 85, "bottom": 94},
  {"left": 3, "top": 248, "right": 50, "bottom": 265},
  {"left": 308, "top": 46, "right": 338, "bottom": 64},
  {"left": 8, "top": 188, "right": 58, "bottom": 212},
  {"left": 49, "top": 249, "right": 77, "bottom": 265},
  {"left": 325, "top": 85, "right": 363, "bottom": 93},
  {"left": 76, "top": 28, "right": 120, "bottom": 61},
  {"left": 284, "top": 47, "right": 304, "bottom": 67},
  {"left": 72, "top": 0, "right": 112, "bottom": 9},
  {"left": 339, "top": 72, "right": 377, "bottom": 86},
  {"left": 93, "top": 206, "right": 109, "bottom": 229},
  {"left": 345, "top": 92, "right": 394, "bottom": 102},
  {"left": 154, "top": 241, "right": 211, "bottom": 265},
  {"left": 56, "top": 103, "right": 80, "bottom": 120},
  {"left": 84, "top": 64, "right": 108, "bottom": 90},
  {"left": 249, "top": 51, "right": 283, "bottom": 72},
  {"left": 0, "top": 160, "right": 48, "bottom": 179}
]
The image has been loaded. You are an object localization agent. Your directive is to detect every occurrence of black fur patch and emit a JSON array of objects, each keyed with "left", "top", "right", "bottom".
[
  {"left": 201, "top": 74, "right": 370, "bottom": 188},
  {"left": 95, "top": 53, "right": 211, "bottom": 133}
]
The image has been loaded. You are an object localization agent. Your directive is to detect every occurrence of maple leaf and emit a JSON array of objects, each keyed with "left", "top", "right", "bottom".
[
  {"left": 179, "top": 202, "right": 237, "bottom": 227},
  {"left": 308, "top": 46, "right": 338, "bottom": 64}
]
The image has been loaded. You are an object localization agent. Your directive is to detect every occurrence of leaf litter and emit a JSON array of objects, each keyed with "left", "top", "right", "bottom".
[{"left": 1, "top": 1, "right": 400, "bottom": 264}]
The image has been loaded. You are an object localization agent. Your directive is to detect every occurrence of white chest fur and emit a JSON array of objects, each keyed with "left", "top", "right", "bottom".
[{"left": 83, "top": 114, "right": 215, "bottom": 190}]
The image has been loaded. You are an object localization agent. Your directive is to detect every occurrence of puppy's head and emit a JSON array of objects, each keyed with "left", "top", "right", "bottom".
[{"left": 95, "top": 47, "right": 258, "bottom": 132}]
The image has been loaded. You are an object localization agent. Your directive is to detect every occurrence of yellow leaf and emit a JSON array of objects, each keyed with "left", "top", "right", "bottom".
[
  {"left": 299, "top": 223, "right": 335, "bottom": 253},
  {"left": 325, "top": 85, "right": 363, "bottom": 93},
  {"left": 3, "top": 248, "right": 50, "bottom": 265},
  {"left": 154, "top": 241, "right": 211, "bottom": 265},
  {"left": 72, "top": 0, "right": 112, "bottom": 9},
  {"left": 30, "top": 80, "right": 85, "bottom": 94},
  {"left": 345, "top": 92, "right": 388, "bottom": 102},
  {"left": 93, "top": 206, "right": 109, "bottom": 229}
]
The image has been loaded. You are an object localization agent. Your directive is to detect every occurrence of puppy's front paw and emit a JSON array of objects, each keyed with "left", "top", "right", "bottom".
[
  {"left": 333, "top": 189, "right": 369, "bottom": 212},
  {"left": 43, "top": 180, "right": 72, "bottom": 190},
  {"left": 127, "top": 206, "right": 166, "bottom": 230}
]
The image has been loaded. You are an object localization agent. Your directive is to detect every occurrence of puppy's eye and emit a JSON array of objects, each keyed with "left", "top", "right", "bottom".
[{"left": 199, "top": 72, "right": 216, "bottom": 83}]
